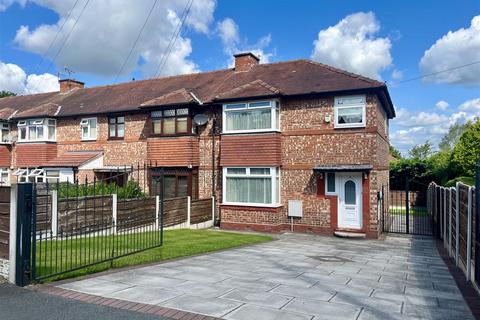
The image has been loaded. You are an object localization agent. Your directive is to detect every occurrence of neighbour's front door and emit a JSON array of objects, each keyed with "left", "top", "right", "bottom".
[{"left": 338, "top": 173, "right": 362, "bottom": 229}]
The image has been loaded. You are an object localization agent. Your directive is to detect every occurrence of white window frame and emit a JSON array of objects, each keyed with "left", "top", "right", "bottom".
[
  {"left": 222, "top": 100, "right": 280, "bottom": 134},
  {"left": 0, "top": 122, "right": 10, "bottom": 143},
  {"left": 334, "top": 95, "right": 366, "bottom": 129},
  {"left": 222, "top": 166, "right": 280, "bottom": 207},
  {"left": 80, "top": 117, "right": 97, "bottom": 141},
  {"left": 17, "top": 118, "right": 56, "bottom": 142},
  {"left": 325, "top": 172, "right": 336, "bottom": 195},
  {"left": 0, "top": 168, "right": 10, "bottom": 186}
]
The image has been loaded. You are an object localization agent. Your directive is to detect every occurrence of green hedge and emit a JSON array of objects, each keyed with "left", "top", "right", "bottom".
[
  {"left": 444, "top": 176, "right": 475, "bottom": 187},
  {"left": 58, "top": 180, "right": 144, "bottom": 199}
]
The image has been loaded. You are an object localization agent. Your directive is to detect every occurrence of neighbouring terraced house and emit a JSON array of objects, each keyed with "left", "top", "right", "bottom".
[{"left": 0, "top": 52, "right": 395, "bottom": 238}]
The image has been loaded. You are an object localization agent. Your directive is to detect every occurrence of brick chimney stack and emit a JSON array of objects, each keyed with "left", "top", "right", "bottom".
[
  {"left": 234, "top": 52, "right": 260, "bottom": 72},
  {"left": 59, "top": 79, "right": 85, "bottom": 93}
]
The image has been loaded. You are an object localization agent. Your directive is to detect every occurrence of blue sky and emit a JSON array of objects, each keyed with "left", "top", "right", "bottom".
[{"left": 0, "top": 0, "right": 479, "bottom": 154}]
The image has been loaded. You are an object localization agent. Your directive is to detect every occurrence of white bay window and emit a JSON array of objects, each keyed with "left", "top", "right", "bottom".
[
  {"left": 223, "top": 167, "right": 280, "bottom": 206},
  {"left": 18, "top": 118, "right": 56, "bottom": 142},
  {"left": 334, "top": 95, "right": 366, "bottom": 128},
  {"left": 223, "top": 100, "right": 279, "bottom": 133}
]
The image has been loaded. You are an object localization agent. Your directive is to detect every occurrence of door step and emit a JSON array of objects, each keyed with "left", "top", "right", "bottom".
[{"left": 334, "top": 231, "right": 366, "bottom": 239}]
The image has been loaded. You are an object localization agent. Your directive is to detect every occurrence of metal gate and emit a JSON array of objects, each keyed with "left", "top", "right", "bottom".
[
  {"left": 16, "top": 166, "right": 165, "bottom": 284},
  {"left": 383, "top": 175, "right": 433, "bottom": 236}
]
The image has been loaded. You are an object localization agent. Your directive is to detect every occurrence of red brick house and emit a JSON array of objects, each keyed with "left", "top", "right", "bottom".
[{"left": 0, "top": 53, "right": 394, "bottom": 238}]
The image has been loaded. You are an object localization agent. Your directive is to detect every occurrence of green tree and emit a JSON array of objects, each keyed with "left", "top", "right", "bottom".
[
  {"left": 409, "top": 140, "right": 433, "bottom": 160},
  {"left": 439, "top": 122, "right": 467, "bottom": 151},
  {"left": 389, "top": 145, "right": 402, "bottom": 159},
  {"left": 0, "top": 91, "right": 16, "bottom": 98},
  {"left": 451, "top": 120, "right": 480, "bottom": 177}
]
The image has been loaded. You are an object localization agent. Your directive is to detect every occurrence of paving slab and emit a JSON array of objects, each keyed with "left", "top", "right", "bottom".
[
  {"left": 54, "top": 233, "right": 473, "bottom": 319},
  {"left": 160, "top": 294, "right": 242, "bottom": 318},
  {"left": 224, "top": 304, "right": 312, "bottom": 320}
]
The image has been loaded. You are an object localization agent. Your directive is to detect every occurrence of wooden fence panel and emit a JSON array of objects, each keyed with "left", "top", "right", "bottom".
[
  {"left": 191, "top": 198, "right": 212, "bottom": 224},
  {"left": 163, "top": 197, "right": 188, "bottom": 227},
  {"left": 117, "top": 197, "right": 156, "bottom": 230},
  {"left": 58, "top": 195, "right": 113, "bottom": 233},
  {"left": 451, "top": 188, "right": 457, "bottom": 256},
  {"left": 0, "top": 187, "right": 9, "bottom": 259},
  {"left": 459, "top": 185, "right": 469, "bottom": 270}
]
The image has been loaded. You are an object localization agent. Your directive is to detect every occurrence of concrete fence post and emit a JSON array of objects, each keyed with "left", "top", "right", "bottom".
[
  {"left": 187, "top": 196, "right": 191, "bottom": 228},
  {"left": 8, "top": 184, "right": 18, "bottom": 284},
  {"left": 112, "top": 194, "right": 117, "bottom": 235},
  {"left": 467, "top": 187, "right": 473, "bottom": 281},
  {"left": 51, "top": 190, "right": 58, "bottom": 238},
  {"left": 456, "top": 182, "right": 460, "bottom": 266},
  {"left": 155, "top": 195, "right": 159, "bottom": 229}
]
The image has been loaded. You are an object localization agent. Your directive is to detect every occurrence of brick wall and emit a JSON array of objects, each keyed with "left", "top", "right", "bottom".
[{"left": 219, "top": 94, "right": 390, "bottom": 238}]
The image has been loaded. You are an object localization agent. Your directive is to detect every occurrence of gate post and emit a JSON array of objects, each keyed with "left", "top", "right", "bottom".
[
  {"left": 405, "top": 175, "right": 409, "bottom": 234},
  {"left": 14, "top": 183, "right": 34, "bottom": 286}
]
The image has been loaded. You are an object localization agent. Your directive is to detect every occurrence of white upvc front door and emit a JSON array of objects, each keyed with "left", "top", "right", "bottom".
[{"left": 337, "top": 172, "right": 362, "bottom": 229}]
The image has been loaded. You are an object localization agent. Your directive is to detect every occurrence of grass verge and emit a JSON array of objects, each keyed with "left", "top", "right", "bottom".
[{"left": 34, "top": 229, "right": 272, "bottom": 282}]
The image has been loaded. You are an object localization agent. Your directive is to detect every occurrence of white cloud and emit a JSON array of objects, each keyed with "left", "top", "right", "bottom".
[
  {"left": 13, "top": 0, "right": 216, "bottom": 78},
  {"left": 391, "top": 100, "right": 480, "bottom": 154},
  {"left": 459, "top": 98, "right": 480, "bottom": 112},
  {"left": 420, "top": 15, "right": 480, "bottom": 85},
  {"left": 217, "top": 17, "right": 274, "bottom": 66},
  {"left": 435, "top": 100, "right": 449, "bottom": 110},
  {"left": 0, "top": 0, "right": 26, "bottom": 11},
  {"left": 391, "top": 69, "right": 403, "bottom": 81},
  {"left": 0, "top": 61, "right": 59, "bottom": 94},
  {"left": 311, "top": 11, "right": 392, "bottom": 80}
]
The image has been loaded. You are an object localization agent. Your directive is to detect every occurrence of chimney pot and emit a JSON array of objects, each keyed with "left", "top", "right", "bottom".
[
  {"left": 234, "top": 52, "right": 260, "bottom": 72},
  {"left": 59, "top": 79, "right": 84, "bottom": 93}
]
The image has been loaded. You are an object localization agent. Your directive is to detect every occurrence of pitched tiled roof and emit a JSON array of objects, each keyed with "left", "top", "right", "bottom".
[
  {"left": 214, "top": 79, "right": 281, "bottom": 101},
  {"left": 42, "top": 151, "right": 102, "bottom": 167},
  {"left": 0, "top": 59, "right": 395, "bottom": 119},
  {"left": 140, "top": 88, "right": 199, "bottom": 108}
]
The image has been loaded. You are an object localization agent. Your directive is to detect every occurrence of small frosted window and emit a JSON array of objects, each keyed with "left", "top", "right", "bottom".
[{"left": 344, "top": 180, "right": 356, "bottom": 205}]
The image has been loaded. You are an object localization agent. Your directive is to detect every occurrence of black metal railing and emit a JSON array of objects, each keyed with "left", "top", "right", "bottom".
[
  {"left": 383, "top": 175, "right": 433, "bottom": 236},
  {"left": 29, "top": 164, "right": 165, "bottom": 282}
]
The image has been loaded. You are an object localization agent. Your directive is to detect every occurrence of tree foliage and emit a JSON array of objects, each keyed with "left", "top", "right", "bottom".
[
  {"left": 0, "top": 91, "right": 16, "bottom": 98},
  {"left": 390, "top": 120, "right": 479, "bottom": 187},
  {"left": 451, "top": 121, "right": 480, "bottom": 177},
  {"left": 389, "top": 145, "right": 402, "bottom": 159},
  {"left": 408, "top": 140, "right": 433, "bottom": 160}
]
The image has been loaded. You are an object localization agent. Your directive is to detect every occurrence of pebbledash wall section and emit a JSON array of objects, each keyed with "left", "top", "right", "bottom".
[{"left": 219, "top": 94, "right": 390, "bottom": 238}]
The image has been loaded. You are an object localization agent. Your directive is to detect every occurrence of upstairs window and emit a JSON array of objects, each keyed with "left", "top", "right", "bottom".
[
  {"left": 0, "top": 168, "right": 9, "bottom": 186},
  {"left": 80, "top": 118, "right": 97, "bottom": 140},
  {"left": 151, "top": 108, "right": 190, "bottom": 136},
  {"left": 0, "top": 123, "right": 10, "bottom": 142},
  {"left": 108, "top": 116, "right": 125, "bottom": 139},
  {"left": 18, "top": 118, "right": 56, "bottom": 142},
  {"left": 334, "top": 95, "right": 366, "bottom": 128},
  {"left": 223, "top": 100, "right": 279, "bottom": 133}
]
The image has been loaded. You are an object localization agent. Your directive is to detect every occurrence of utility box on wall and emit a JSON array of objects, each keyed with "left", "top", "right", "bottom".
[{"left": 288, "top": 200, "right": 303, "bottom": 218}]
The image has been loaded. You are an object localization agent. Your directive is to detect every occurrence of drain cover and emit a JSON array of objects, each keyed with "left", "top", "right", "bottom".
[{"left": 309, "top": 255, "right": 352, "bottom": 262}]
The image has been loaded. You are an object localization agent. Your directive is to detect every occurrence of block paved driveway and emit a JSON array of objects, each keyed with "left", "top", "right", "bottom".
[{"left": 58, "top": 233, "right": 474, "bottom": 320}]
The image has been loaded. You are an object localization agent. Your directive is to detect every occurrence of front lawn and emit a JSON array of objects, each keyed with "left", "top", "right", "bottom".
[
  {"left": 389, "top": 206, "right": 430, "bottom": 217},
  {"left": 35, "top": 229, "right": 272, "bottom": 282}
]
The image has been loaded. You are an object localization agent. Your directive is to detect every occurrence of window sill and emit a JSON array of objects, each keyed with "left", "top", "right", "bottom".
[
  {"left": 107, "top": 137, "right": 125, "bottom": 141},
  {"left": 17, "top": 140, "right": 57, "bottom": 143},
  {"left": 81, "top": 138, "right": 97, "bottom": 142},
  {"left": 221, "top": 129, "right": 281, "bottom": 135},
  {"left": 333, "top": 124, "right": 366, "bottom": 129},
  {"left": 221, "top": 202, "right": 282, "bottom": 208}
]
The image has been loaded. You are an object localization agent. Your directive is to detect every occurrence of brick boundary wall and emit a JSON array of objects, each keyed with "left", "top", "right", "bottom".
[{"left": 34, "top": 284, "right": 222, "bottom": 320}]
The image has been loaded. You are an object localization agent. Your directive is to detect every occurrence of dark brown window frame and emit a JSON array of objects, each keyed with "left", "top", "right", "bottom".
[
  {"left": 150, "top": 168, "right": 198, "bottom": 199},
  {"left": 150, "top": 108, "right": 193, "bottom": 137},
  {"left": 108, "top": 116, "right": 125, "bottom": 140}
]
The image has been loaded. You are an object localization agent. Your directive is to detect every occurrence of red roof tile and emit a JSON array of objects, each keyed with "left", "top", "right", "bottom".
[
  {"left": 0, "top": 59, "right": 395, "bottom": 118},
  {"left": 43, "top": 151, "right": 102, "bottom": 167}
]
